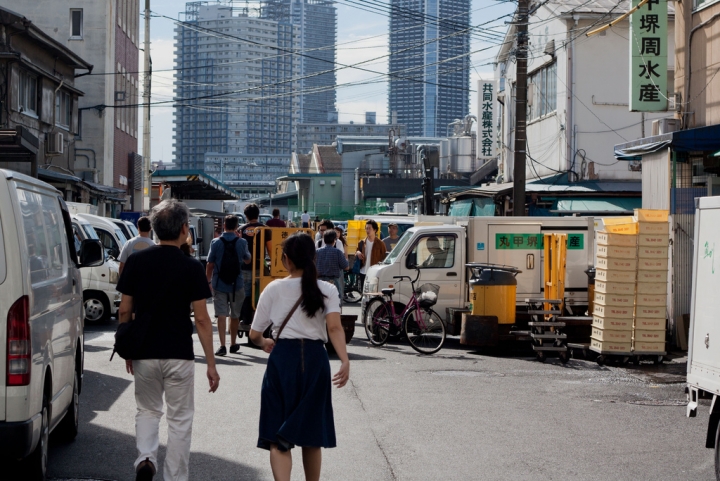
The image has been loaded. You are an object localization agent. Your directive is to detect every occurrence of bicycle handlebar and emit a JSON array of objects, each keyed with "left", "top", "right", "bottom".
[{"left": 392, "top": 265, "right": 423, "bottom": 288}]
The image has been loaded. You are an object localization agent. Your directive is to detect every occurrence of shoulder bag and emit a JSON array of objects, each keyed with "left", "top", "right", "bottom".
[{"left": 111, "top": 312, "right": 151, "bottom": 361}]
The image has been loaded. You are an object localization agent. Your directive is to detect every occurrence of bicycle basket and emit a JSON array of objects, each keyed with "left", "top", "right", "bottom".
[{"left": 416, "top": 283, "right": 440, "bottom": 308}]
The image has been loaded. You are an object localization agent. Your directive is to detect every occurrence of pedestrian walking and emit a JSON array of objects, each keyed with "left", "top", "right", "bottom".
[
  {"left": 316, "top": 230, "right": 349, "bottom": 300},
  {"left": 206, "top": 215, "right": 251, "bottom": 356},
  {"left": 315, "top": 220, "right": 343, "bottom": 255},
  {"left": 355, "top": 219, "right": 387, "bottom": 289},
  {"left": 249, "top": 232, "right": 349, "bottom": 481},
  {"left": 301, "top": 210, "right": 310, "bottom": 228},
  {"left": 382, "top": 222, "right": 401, "bottom": 253},
  {"left": 118, "top": 216, "right": 155, "bottom": 274},
  {"left": 116, "top": 199, "right": 219, "bottom": 481},
  {"left": 238, "top": 203, "right": 270, "bottom": 332},
  {"left": 266, "top": 208, "right": 286, "bottom": 227}
]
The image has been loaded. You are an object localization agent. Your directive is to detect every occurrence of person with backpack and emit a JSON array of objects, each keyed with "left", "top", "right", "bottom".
[{"left": 206, "top": 215, "right": 251, "bottom": 356}]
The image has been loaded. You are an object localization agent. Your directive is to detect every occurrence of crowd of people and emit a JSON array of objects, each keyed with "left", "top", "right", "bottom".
[{"left": 114, "top": 200, "right": 405, "bottom": 481}]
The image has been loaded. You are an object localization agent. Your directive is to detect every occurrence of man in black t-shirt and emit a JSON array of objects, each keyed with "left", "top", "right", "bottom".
[
  {"left": 238, "top": 203, "right": 271, "bottom": 332},
  {"left": 117, "top": 199, "right": 219, "bottom": 480}
]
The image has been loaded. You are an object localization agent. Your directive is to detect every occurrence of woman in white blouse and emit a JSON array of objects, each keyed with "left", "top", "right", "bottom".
[{"left": 250, "top": 232, "right": 350, "bottom": 481}]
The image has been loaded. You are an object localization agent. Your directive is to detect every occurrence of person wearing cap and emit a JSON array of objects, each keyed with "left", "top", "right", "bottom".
[{"left": 382, "top": 222, "right": 401, "bottom": 253}]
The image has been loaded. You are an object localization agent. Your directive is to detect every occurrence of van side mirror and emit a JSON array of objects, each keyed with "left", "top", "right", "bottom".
[
  {"left": 79, "top": 239, "right": 104, "bottom": 267},
  {"left": 406, "top": 252, "right": 417, "bottom": 268}
]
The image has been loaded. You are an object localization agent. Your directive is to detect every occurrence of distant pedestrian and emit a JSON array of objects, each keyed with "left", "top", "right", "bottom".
[
  {"left": 118, "top": 216, "right": 155, "bottom": 275},
  {"left": 316, "top": 230, "right": 349, "bottom": 300},
  {"left": 382, "top": 222, "right": 401, "bottom": 253},
  {"left": 356, "top": 219, "right": 387, "bottom": 289},
  {"left": 250, "top": 232, "right": 349, "bottom": 481},
  {"left": 238, "top": 203, "right": 271, "bottom": 333},
  {"left": 301, "top": 210, "right": 310, "bottom": 228},
  {"left": 206, "top": 215, "right": 251, "bottom": 356},
  {"left": 117, "top": 199, "right": 219, "bottom": 481},
  {"left": 266, "top": 208, "right": 286, "bottom": 228}
]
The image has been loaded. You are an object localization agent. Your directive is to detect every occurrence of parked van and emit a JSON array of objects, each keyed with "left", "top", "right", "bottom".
[
  {"left": 110, "top": 218, "right": 138, "bottom": 242},
  {"left": 0, "top": 169, "right": 103, "bottom": 479},
  {"left": 75, "top": 213, "right": 127, "bottom": 260},
  {"left": 71, "top": 216, "right": 121, "bottom": 322}
]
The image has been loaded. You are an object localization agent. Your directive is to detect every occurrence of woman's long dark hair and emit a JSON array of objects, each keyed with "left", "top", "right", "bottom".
[{"left": 282, "top": 232, "right": 326, "bottom": 316}]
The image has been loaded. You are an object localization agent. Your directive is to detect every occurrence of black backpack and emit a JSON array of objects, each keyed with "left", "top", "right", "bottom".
[{"left": 218, "top": 237, "right": 241, "bottom": 287}]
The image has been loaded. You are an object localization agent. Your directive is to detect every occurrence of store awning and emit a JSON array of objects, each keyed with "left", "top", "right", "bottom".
[
  {"left": 0, "top": 126, "right": 39, "bottom": 160},
  {"left": 614, "top": 124, "right": 720, "bottom": 158},
  {"left": 152, "top": 169, "right": 240, "bottom": 200},
  {"left": 551, "top": 197, "right": 642, "bottom": 215}
]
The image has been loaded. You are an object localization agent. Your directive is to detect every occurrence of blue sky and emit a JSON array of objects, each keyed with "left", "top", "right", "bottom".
[{"left": 140, "top": 0, "right": 515, "bottom": 164}]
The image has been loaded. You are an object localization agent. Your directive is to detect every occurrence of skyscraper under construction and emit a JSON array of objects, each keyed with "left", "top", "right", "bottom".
[{"left": 388, "top": 0, "right": 470, "bottom": 137}]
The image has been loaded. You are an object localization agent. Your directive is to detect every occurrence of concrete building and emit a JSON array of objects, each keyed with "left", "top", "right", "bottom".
[
  {"left": 261, "top": 0, "right": 337, "bottom": 123},
  {"left": 388, "top": 0, "right": 470, "bottom": 137},
  {"left": 174, "top": 2, "right": 300, "bottom": 189},
  {"left": 495, "top": 0, "right": 675, "bottom": 184},
  {"left": 7, "top": 0, "right": 143, "bottom": 210},
  {"left": 294, "top": 120, "right": 405, "bottom": 154}
]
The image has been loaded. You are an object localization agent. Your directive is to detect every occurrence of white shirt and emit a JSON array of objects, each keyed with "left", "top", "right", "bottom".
[
  {"left": 118, "top": 235, "right": 156, "bottom": 263},
  {"left": 316, "top": 238, "right": 345, "bottom": 254},
  {"left": 360, "top": 239, "right": 374, "bottom": 274},
  {"left": 252, "top": 277, "right": 341, "bottom": 342},
  {"left": 301, "top": 213, "right": 310, "bottom": 223}
]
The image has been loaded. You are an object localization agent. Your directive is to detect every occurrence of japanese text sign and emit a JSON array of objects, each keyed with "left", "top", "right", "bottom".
[
  {"left": 477, "top": 79, "right": 498, "bottom": 159},
  {"left": 495, "top": 233, "right": 584, "bottom": 250},
  {"left": 629, "top": 0, "right": 668, "bottom": 111}
]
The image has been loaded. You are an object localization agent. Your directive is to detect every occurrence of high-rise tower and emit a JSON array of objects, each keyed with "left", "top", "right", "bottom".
[{"left": 388, "top": 0, "right": 470, "bottom": 137}]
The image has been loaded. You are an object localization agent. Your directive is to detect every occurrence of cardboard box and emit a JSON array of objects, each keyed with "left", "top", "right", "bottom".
[
  {"left": 590, "top": 338, "right": 633, "bottom": 353},
  {"left": 635, "top": 306, "right": 665, "bottom": 318},
  {"left": 638, "top": 234, "right": 670, "bottom": 247},
  {"left": 634, "top": 317, "right": 666, "bottom": 331},
  {"left": 637, "top": 270, "right": 668, "bottom": 283},
  {"left": 636, "top": 282, "right": 667, "bottom": 295},
  {"left": 637, "top": 246, "right": 669, "bottom": 259},
  {"left": 595, "top": 268, "right": 636, "bottom": 283},
  {"left": 595, "top": 280, "right": 636, "bottom": 296},
  {"left": 592, "top": 315, "right": 633, "bottom": 331},
  {"left": 596, "top": 257, "right": 638, "bottom": 271},
  {"left": 637, "top": 222, "right": 669, "bottom": 235},
  {"left": 635, "top": 293, "right": 667, "bottom": 307},
  {"left": 591, "top": 327, "right": 632, "bottom": 342},
  {"left": 594, "top": 304, "right": 634, "bottom": 319},
  {"left": 596, "top": 245, "right": 637, "bottom": 259},
  {"left": 594, "top": 292, "right": 635, "bottom": 307},
  {"left": 597, "top": 231, "right": 638, "bottom": 247},
  {"left": 637, "top": 258, "right": 669, "bottom": 271},
  {"left": 633, "top": 330, "right": 665, "bottom": 342},
  {"left": 634, "top": 209, "right": 669, "bottom": 223},
  {"left": 633, "top": 340, "right": 666, "bottom": 353}
]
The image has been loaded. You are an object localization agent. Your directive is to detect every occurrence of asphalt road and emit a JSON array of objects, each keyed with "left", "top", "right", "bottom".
[{"left": 38, "top": 303, "right": 715, "bottom": 481}]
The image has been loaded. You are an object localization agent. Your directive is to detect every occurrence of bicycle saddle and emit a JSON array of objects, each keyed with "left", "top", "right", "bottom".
[{"left": 381, "top": 288, "right": 395, "bottom": 296}]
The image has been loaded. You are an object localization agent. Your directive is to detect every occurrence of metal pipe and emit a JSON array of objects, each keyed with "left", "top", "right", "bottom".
[
  {"left": 354, "top": 168, "right": 360, "bottom": 206},
  {"left": 75, "top": 148, "right": 97, "bottom": 169},
  {"left": 143, "top": 0, "right": 151, "bottom": 209}
]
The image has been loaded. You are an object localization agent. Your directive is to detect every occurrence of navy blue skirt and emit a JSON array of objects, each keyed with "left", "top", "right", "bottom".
[{"left": 258, "top": 339, "right": 336, "bottom": 451}]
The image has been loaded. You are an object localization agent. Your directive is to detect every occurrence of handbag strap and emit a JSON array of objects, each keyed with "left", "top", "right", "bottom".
[{"left": 274, "top": 297, "right": 303, "bottom": 341}]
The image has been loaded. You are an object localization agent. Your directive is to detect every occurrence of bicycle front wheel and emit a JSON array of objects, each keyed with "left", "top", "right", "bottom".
[
  {"left": 404, "top": 307, "right": 445, "bottom": 354},
  {"left": 364, "top": 298, "right": 390, "bottom": 346}
]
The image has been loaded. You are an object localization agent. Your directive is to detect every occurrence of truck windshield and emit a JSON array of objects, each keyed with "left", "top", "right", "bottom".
[{"left": 382, "top": 232, "right": 412, "bottom": 264}]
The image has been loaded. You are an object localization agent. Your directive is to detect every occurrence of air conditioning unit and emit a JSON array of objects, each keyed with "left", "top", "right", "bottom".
[
  {"left": 46, "top": 132, "right": 64, "bottom": 155},
  {"left": 651, "top": 118, "right": 679, "bottom": 136}
]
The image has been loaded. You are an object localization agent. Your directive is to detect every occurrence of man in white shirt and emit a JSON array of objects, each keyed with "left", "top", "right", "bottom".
[
  {"left": 301, "top": 210, "right": 310, "bottom": 228},
  {"left": 315, "top": 220, "right": 344, "bottom": 254},
  {"left": 118, "top": 216, "right": 156, "bottom": 274}
]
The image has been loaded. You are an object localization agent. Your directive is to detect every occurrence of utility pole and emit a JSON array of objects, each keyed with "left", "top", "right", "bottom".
[
  {"left": 142, "top": 0, "right": 152, "bottom": 211},
  {"left": 512, "top": 0, "right": 529, "bottom": 216}
]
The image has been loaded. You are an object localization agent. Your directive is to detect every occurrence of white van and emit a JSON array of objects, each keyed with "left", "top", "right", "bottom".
[
  {"left": 0, "top": 169, "right": 103, "bottom": 479},
  {"left": 71, "top": 216, "right": 121, "bottom": 323},
  {"left": 75, "top": 213, "right": 127, "bottom": 261},
  {"left": 110, "top": 218, "right": 138, "bottom": 242}
]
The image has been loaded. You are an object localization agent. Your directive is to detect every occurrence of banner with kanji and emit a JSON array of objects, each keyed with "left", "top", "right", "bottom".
[
  {"left": 629, "top": 0, "right": 668, "bottom": 112},
  {"left": 477, "top": 79, "right": 499, "bottom": 160}
]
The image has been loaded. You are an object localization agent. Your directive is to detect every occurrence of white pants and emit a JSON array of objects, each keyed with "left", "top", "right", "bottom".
[{"left": 133, "top": 359, "right": 195, "bottom": 481}]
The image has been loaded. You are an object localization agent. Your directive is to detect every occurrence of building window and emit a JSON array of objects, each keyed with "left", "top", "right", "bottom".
[
  {"left": 18, "top": 70, "right": 37, "bottom": 116},
  {"left": 694, "top": 0, "right": 720, "bottom": 9},
  {"left": 529, "top": 62, "right": 557, "bottom": 120},
  {"left": 55, "top": 91, "right": 71, "bottom": 129},
  {"left": 70, "top": 9, "right": 83, "bottom": 39}
]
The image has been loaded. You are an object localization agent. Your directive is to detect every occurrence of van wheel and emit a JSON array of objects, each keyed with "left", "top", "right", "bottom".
[
  {"left": 25, "top": 396, "right": 49, "bottom": 480},
  {"left": 84, "top": 292, "right": 110, "bottom": 323},
  {"left": 55, "top": 370, "right": 79, "bottom": 442}
]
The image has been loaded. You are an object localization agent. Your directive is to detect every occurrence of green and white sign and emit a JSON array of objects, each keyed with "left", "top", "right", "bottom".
[
  {"left": 495, "top": 234, "right": 584, "bottom": 250},
  {"left": 629, "top": 0, "right": 668, "bottom": 112}
]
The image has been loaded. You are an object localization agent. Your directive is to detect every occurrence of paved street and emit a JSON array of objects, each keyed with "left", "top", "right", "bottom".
[{"left": 42, "top": 303, "right": 714, "bottom": 481}]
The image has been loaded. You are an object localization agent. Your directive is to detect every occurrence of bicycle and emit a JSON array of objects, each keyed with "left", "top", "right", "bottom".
[
  {"left": 363, "top": 266, "right": 446, "bottom": 354},
  {"left": 343, "top": 270, "right": 362, "bottom": 304}
]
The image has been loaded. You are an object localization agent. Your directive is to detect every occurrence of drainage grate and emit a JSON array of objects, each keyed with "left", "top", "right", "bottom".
[{"left": 626, "top": 399, "right": 688, "bottom": 406}]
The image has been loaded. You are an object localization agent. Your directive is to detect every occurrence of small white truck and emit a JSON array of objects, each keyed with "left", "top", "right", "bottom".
[
  {"left": 362, "top": 215, "right": 595, "bottom": 335},
  {"left": 686, "top": 196, "right": 720, "bottom": 478}
]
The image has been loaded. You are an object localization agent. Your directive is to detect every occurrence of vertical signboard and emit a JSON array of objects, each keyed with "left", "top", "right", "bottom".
[
  {"left": 477, "top": 79, "right": 499, "bottom": 160},
  {"left": 629, "top": 0, "right": 668, "bottom": 112}
]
